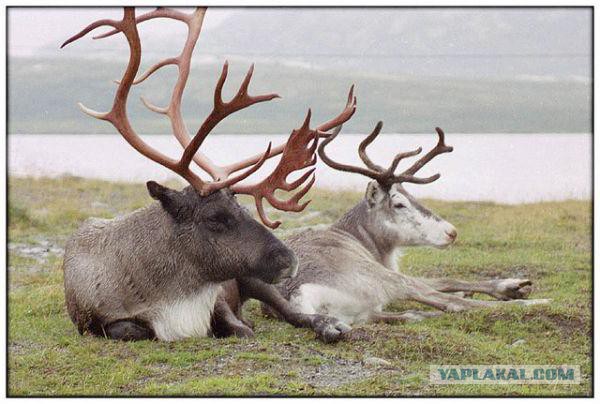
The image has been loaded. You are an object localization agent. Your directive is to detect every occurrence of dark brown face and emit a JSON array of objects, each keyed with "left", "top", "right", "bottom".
[{"left": 147, "top": 182, "right": 298, "bottom": 284}]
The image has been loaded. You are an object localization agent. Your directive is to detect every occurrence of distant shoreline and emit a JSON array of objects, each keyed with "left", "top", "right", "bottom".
[{"left": 8, "top": 133, "right": 592, "bottom": 204}]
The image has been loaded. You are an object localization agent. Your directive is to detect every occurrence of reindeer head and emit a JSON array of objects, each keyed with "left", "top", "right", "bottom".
[
  {"left": 319, "top": 123, "right": 457, "bottom": 249},
  {"left": 62, "top": 7, "right": 356, "bottom": 283}
]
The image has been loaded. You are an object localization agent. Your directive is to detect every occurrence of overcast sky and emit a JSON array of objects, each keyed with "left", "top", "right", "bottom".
[
  {"left": 8, "top": 7, "right": 591, "bottom": 80},
  {"left": 8, "top": 7, "right": 231, "bottom": 57}
]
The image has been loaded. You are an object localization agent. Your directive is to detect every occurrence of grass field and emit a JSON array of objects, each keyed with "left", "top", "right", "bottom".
[{"left": 7, "top": 176, "right": 592, "bottom": 396}]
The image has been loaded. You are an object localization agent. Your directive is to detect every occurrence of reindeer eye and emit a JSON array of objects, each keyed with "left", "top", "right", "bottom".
[
  {"left": 206, "top": 212, "right": 233, "bottom": 232},
  {"left": 210, "top": 212, "right": 231, "bottom": 225},
  {"left": 393, "top": 203, "right": 406, "bottom": 209}
]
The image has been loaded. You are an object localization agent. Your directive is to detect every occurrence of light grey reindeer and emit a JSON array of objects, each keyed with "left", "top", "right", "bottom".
[
  {"left": 61, "top": 7, "right": 355, "bottom": 342},
  {"left": 259, "top": 123, "right": 550, "bottom": 326}
]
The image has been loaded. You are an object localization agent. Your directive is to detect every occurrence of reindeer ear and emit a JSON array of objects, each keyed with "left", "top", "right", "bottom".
[
  {"left": 365, "top": 181, "right": 386, "bottom": 208},
  {"left": 146, "top": 181, "right": 181, "bottom": 216}
]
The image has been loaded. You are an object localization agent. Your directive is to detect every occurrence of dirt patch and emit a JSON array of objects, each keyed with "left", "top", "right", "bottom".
[
  {"left": 466, "top": 265, "right": 548, "bottom": 279},
  {"left": 345, "top": 324, "right": 429, "bottom": 343},
  {"left": 298, "top": 357, "right": 397, "bottom": 389},
  {"left": 343, "top": 328, "right": 376, "bottom": 342},
  {"left": 9, "top": 341, "right": 44, "bottom": 356},
  {"left": 9, "top": 239, "right": 64, "bottom": 264},
  {"left": 471, "top": 308, "right": 592, "bottom": 340},
  {"left": 523, "top": 312, "right": 592, "bottom": 338}
]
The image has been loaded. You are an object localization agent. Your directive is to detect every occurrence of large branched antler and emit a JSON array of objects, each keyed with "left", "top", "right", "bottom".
[
  {"left": 61, "top": 6, "right": 356, "bottom": 228},
  {"left": 102, "top": 7, "right": 280, "bottom": 181},
  {"left": 100, "top": 8, "right": 222, "bottom": 176},
  {"left": 95, "top": 7, "right": 345, "bottom": 182},
  {"left": 233, "top": 93, "right": 357, "bottom": 228},
  {"left": 318, "top": 122, "right": 453, "bottom": 188},
  {"left": 231, "top": 110, "right": 319, "bottom": 228},
  {"left": 60, "top": 7, "right": 271, "bottom": 195}
]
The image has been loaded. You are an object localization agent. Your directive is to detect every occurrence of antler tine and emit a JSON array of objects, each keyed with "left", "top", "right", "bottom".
[
  {"left": 178, "top": 61, "right": 280, "bottom": 174},
  {"left": 106, "top": 7, "right": 280, "bottom": 182},
  {"left": 316, "top": 85, "right": 357, "bottom": 133},
  {"left": 317, "top": 125, "right": 381, "bottom": 180},
  {"left": 77, "top": 102, "right": 110, "bottom": 120},
  {"left": 386, "top": 147, "right": 423, "bottom": 176},
  {"left": 114, "top": 57, "right": 179, "bottom": 86},
  {"left": 60, "top": 18, "right": 120, "bottom": 48},
  {"left": 93, "top": 7, "right": 190, "bottom": 40},
  {"left": 230, "top": 110, "right": 320, "bottom": 229},
  {"left": 398, "top": 127, "right": 453, "bottom": 180},
  {"left": 397, "top": 173, "right": 442, "bottom": 185},
  {"left": 267, "top": 171, "right": 316, "bottom": 211},
  {"left": 319, "top": 121, "right": 453, "bottom": 188},
  {"left": 62, "top": 7, "right": 246, "bottom": 195},
  {"left": 220, "top": 85, "right": 357, "bottom": 176},
  {"left": 358, "top": 121, "right": 386, "bottom": 172}
]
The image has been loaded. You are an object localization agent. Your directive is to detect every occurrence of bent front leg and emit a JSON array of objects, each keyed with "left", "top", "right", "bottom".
[
  {"left": 416, "top": 277, "right": 533, "bottom": 300},
  {"left": 211, "top": 295, "right": 254, "bottom": 339},
  {"left": 238, "top": 277, "right": 351, "bottom": 343}
]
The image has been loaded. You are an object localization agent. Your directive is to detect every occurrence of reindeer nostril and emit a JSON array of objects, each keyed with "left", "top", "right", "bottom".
[{"left": 446, "top": 229, "right": 458, "bottom": 241}]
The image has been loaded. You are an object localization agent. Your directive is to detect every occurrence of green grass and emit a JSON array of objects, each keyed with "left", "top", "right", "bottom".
[{"left": 7, "top": 176, "right": 592, "bottom": 396}]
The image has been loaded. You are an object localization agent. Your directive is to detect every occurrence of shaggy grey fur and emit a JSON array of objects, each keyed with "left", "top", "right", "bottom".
[{"left": 63, "top": 182, "right": 297, "bottom": 340}]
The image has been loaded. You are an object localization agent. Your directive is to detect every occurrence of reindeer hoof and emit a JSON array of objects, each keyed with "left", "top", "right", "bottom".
[
  {"left": 492, "top": 279, "right": 533, "bottom": 300},
  {"left": 311, "top": 315, "right": 351, "bottom": 343},
  {"left": 231, "top": 324, "right": 255, "bottom": 338},
  {"left": 240, "top": 317, "right": 255, "bottom": 330}
]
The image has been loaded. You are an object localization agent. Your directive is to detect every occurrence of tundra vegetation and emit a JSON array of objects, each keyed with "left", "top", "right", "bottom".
[{"left": 8, "top": 176, "right": 591, "bottom": 396}]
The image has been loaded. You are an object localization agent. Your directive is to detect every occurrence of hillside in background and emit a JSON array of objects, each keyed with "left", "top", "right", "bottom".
[
  {"left": 8, "top": 7, "right": 592, "bottom": 134},
  {"left": 8, "top": 56, "right": 591, "bottom": 134}
]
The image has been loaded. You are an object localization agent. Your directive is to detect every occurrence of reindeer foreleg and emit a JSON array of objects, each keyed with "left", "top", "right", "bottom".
[{"left": 238, "top": 277, "right": 351, "bottom": 343}]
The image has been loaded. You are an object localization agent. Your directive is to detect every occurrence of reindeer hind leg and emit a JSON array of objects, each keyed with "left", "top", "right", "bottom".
[
  {"left": 417, "top": 277, "right": 533, "bottom": 301},
  {"left": 407, "top": 280, "right": 549, "bottom": 312}
]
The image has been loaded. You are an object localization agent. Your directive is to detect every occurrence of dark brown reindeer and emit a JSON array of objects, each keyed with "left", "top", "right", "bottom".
[{"left": 61, "top": 7, "right": 354, "bottom": 342}]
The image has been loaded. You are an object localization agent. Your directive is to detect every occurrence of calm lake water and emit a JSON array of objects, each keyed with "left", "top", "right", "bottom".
[{"left": 8, "top": 133, "right": 591, "bottom": 204}]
